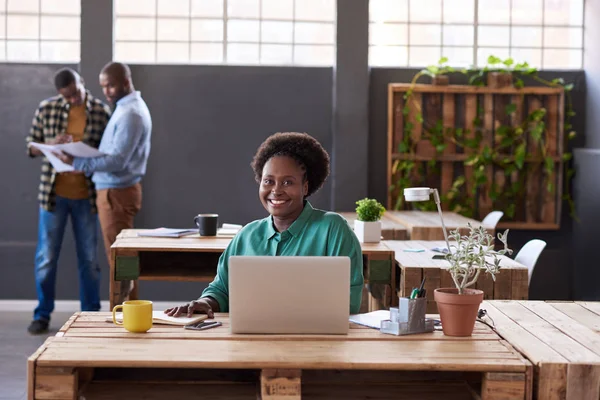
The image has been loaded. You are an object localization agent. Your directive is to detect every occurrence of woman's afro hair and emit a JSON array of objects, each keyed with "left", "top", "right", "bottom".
[{"left": 251, "top": 132, "right": 330, "bottom": 198}]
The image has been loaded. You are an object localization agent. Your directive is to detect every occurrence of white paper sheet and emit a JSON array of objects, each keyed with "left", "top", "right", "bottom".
[
  {"left": 29, "top": 143, "right": 74, "bottom": 172},
  {"left": 55, "top": 141, "right": 105, "bottom": 157},
  {"left": 349, "top": 310, "right": 390, "bottom": 329}
]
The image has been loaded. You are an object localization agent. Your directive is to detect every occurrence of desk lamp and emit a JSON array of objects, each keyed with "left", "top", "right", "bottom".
[{"left": 403, "top": 187, "right": 452, "bottom": 254}]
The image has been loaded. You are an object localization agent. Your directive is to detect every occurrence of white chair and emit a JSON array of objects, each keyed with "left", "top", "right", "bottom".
[
  {"left": 514, "top": 239, "right": 547, "bottom": 284},
  {"left": 481, "top": 211, "right": 504, "bottom": 228}
]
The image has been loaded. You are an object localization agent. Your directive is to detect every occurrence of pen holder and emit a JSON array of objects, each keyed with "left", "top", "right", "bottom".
[{"left": 380, "top": 297, "right": 434, "bottom": 336}]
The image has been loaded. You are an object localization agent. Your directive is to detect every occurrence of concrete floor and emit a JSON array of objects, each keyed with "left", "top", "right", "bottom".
[{"left": 0, "top": 310, "right": 73, "bottom": 400}]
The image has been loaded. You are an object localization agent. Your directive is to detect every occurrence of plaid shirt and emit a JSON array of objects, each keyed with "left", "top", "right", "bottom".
[{"left": 26, "top": 91, "right": 111, "bottom": 213}]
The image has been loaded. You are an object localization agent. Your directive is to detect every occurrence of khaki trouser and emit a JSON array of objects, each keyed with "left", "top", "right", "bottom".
[{"left": 96, "top": 183, "right": 142, "bottom": 299}]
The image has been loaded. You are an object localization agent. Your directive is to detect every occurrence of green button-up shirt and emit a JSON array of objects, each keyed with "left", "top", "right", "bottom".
[{"left": 202, "top": 201, "right": 364, "bottom": 313}]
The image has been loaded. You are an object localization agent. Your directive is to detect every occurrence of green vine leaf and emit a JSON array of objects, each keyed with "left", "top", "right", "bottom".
[
  {"left": 505, "top": 103, "right": 517, "bottom": 115},
  {"left": 515, "top": 143, "right": 526, "bottom": 169}
]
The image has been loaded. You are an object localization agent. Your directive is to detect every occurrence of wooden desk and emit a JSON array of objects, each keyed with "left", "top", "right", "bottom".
[
  {"left": 483, "top": 300, "right": 600, "bottom": 400},
  {"left": 338, "top": 212, "right": 408, "bottom": 240},
  {"left": 385, "top": 211, "right": 492, "bottom": 240},
  {"left": 110, "top": 230, "right": 396, "bottom": 312},
  {"left": 384, "top": 240, "right": 529, "bottom": 313},
  {"left": 28, "top": 312, "right": 532, "bottom": 400}
]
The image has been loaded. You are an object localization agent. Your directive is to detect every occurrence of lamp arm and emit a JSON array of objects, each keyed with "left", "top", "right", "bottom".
[{"left": 431, "top": 189, "right": 452, "bottom": 253}]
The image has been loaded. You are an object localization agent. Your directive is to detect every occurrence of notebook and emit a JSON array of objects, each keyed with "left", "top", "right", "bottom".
[
  {"left": 108, "top": 311, "right": 208, "bottom": 326},
  {"left": 137, "top": 228, "right": 197, "bottom": 238}
]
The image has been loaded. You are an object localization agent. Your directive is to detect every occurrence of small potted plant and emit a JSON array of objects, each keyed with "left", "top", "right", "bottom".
[
  {"left": 354, "top": 198, "right": 386, "bottom": 243},
  {"left": 434, "top": 223, "right": 512, "bottom": 336}
]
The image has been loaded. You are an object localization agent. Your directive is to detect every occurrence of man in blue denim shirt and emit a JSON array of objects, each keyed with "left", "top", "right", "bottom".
[{"left": 59, "top": 63, "right": 152, "bottom": 291}]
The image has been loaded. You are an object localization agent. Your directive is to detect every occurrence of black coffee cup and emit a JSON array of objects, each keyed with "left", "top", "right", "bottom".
[{"left": 194, "top": 214, "right": 218, "bottom": 236}]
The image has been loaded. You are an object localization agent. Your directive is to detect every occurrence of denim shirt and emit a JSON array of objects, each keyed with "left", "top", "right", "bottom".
[{"left": 73, "top": 91, "right": 152, "bottom": 190}]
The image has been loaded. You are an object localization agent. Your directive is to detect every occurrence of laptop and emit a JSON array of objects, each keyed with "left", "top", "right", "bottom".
[{"left": 228, "top": 256, "right": 350, "bottom": 334}]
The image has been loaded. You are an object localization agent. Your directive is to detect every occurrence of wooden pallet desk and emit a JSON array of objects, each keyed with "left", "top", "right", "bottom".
[
  {"left": 27, "top": 312, "right": 532, "bottom": 400},
  {"left": 384, "top": 240, "right": 529, "bottom": 313},
  {"left": 385, "top": 211, "right": 493, "bottom": 240},
  {"left": 483, "top": 300, "right": 600, "bottom": 400},
  {"left": 110, "top": 230, "right": 396, "bottom": 312}
]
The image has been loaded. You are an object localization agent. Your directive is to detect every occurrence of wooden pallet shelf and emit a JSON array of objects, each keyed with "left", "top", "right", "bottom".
[{"left": 387, "top": 83, "right": 565, "bottom": 230}]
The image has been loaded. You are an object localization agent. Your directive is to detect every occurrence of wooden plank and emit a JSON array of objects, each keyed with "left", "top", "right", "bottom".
[
  {"left": 391, "top": 153, "right": 562, "bottom": 162},
  {"left": 496, "top": 222, "right": 559, "bottom": 230},
  {"left": 541, "top": 94, "right": 559, "bottom": 225},
  {"left": 368, "top": 284, "right": 392, "bottom": 311},
  {"left": 260, "top": 369, "right": 301, "bottom": 400},
  {"left": 81, "top": 382, "right": 257, "bottom": 400},
  {"left": 464, "top": 94, "right": 477, "bottom": 201},
  {"left": 441, "top": 93, "right": 456, "bottom": 198},
  {"left": 389, "top": 83, "right": 562, "bottom": 95},
  {"left": 402, "top": 267, "right": 422, "bottom": 298},
  {"left": 566, "top": 364, "right": 600, "bottom": 400},
  {"left": 478, "top": 94, "right": 494, "bottom": 219},
  {"left": 556, "top": 92, "right": 565, "bottom": 225},
  {"left": 28, "top": 338, "right": 53, "bottom": 400},
  {"left": 537, "top": 363, "right": 568, "bottom": 400},
  {"left": 511, "top": 269, "right": 529, "bottom": 300},
  {"left": 304, "top": 382, "right": 477, "bottom": 400},
  {"left": 481, "top": 372, "right": 526, "bottom": 400},
  {"left": 476, "top": 272, "right": 495, "bottom": 300},
  {"left": 511, "top": 94, "right": 526, "bottom": 222},
  {"left": 423, "top": 268, "right": 441, "bottom": 306},
  {"left": 492, "top": 269, "right": 511, "bottom": 300},
  {"left": 526, "top": 97, "right": 543, "bottom": 223},
  {"left": 388, "top": 87, "right": 401, "bottom": 208},
  {"left": 35, "top": 366, "right": 77, "bottom": 400},
  {"left": 551, "top": 302, "right": 600, "bottom": 332},
  {"left": 578, "top": 301, "right": 600, "bottom": 317}
]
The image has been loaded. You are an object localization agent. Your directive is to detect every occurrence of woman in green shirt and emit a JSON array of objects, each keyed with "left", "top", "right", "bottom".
[{"left": 165, "top": 132, "right": 364, "bottom": 317}]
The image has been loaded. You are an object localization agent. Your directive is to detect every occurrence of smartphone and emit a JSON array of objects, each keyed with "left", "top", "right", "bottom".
[{"left": 184, "top": 321, "right": 222, "bottom": 331}]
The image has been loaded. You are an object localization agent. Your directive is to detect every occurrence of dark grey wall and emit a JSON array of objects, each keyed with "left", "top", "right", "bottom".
[
  {"left": 0, "top": 64, "right": 333, "bottom": 302},
  {"left": 369, "top": 68, "right": 587, "bottom": 300}
]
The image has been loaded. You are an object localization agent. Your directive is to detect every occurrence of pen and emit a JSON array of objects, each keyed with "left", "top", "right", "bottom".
[
  {"left": 417, "top": 277, "right": 426, "bottom": 297},
  {"left": 410, "top": 288, "right": 419, "bottom": 299}
]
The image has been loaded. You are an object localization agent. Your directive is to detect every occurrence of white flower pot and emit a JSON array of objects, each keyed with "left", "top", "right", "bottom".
[{"left": 354, "top": 220, "right": 382, "bottom": 243}]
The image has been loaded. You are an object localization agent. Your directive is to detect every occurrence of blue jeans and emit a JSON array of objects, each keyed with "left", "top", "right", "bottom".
[{"left": 33, "top": 196, "right": 101, "bottom": 321}]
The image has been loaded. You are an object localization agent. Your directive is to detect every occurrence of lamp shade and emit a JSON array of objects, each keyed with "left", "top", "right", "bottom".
[{"left": 404, "top": 187, "right": 431, "bottom": 202}]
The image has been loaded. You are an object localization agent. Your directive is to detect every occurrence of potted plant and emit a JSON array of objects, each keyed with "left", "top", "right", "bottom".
[
  {"left": 434, "top": 223, "right": 512, "bottom": 336},
  {"left": 354, "top": 198, "right": 386, "bottom": 243}
]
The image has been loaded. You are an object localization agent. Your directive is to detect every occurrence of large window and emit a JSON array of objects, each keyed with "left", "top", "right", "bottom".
[
  {"left": 369, "top": 0, "right": 584, "bottom": 69},
  {"left": 0, "top": 0, "right": 81, "bottom": 62},
  {"left": 114, "top": 0, "right": 336, "bottom": 66}
]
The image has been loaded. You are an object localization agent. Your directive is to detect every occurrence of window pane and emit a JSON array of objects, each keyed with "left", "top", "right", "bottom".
[
  {"left": 158, "top": 0, "right": 189, "bottom": 17},
  {"left": 294, "top": 44, "right": 334, "bottom": 66},
  {"left": 7, "top": 16, "right": 39, "bottom": 39},
  {"left": 478, "top": 0, "right": 510, "bottom": 24},
  {"left": 191, "top": 0, "right": 223, "bottom": 17},
  {"left": 443, "top": 0, "right": 473, "bottom": 23},
  {"left": 157, "top": 42, "right": 189, "bottom": 63},
  {"left": 369, "top": 0, "right": 407, "bottom": 22},
  {"left": 441, "top": 46, "right": 473, "bottom": 67},
  {"left": 261, "top": 44, "right": 292, "bottom": 64},
  {"left": 0, "top": 14, "right": 5, "bottom": 39},
  {"left": 409, "top": 24, "right": 441, "bottom": 46},
  {"left": 544, "top": 0, "right": 583, "bottom": 25},
  {"left": 477, "top": 47, "right": 509, "bottom": 66},
  {"left": 511, "top": 0, "right": 542, "bottom": 25},
  {"left": 41, "top": 41, "right": 79, "bottom": 62},
  {"left": 294, "top": 22, "right": 334, "bottom": 45},
  {"left": 6, "top": 40, "right": 38, "bottom": 61},
  {"left": 227, "top": 20, "right": 259, "bottom": 42},
  {"left": 477, "top": 25, "right": 509, "bottom": 47},
  {"left": 41, "top": 0, "right": 80, "bottom": 15},
  {"left": 262, "top": 0, "right": 293, "bottom": 20},
  {"left": 158, "top": 18, "right": 189, "bottom": 41},
  {"left": 295, "top": 0, "right": 335, "bottom": 22},
  {"left": 115, "top": 0, "right": 156, "bottom": 16},
  {"left": 7, "top": 0, "right": 38, "bottom": 13},
  {"left": 510, "top": 48, "right": 541, "bottom": 68},
  {"left": 543, "top": 49, "right": 582, "bottom": 69},
  {"left": 369, "top": 45, "right": 408, "bottom": 66},
  {"left": 191, "top": 19, "right": 223, "bottom": 41},
  {"left": 511, "top": 27, "right": 542, "bottom": 48},
  {"left": 409, "top": 46, "right": 440, "bottom": 67},
  {"left": 227, "top": 0, "right": 259, "bottom": 18},
  {"left": 116, "top": 18, "right": 156, "bottom": 41},
  {"left": 41, "top": 16, "right": 80, "bottom": 40},
  {"left": 262, "top": 21, "right": 293, "bottom": 44},
  {"left": 115, "top": 42, "right": 156, "bottom": 63},
  {"left": 544, "top": 27, "right": 583, "bottom": 48},
  {"left": 409, "top": 0, "right": 441, "bottom": 23},
  {"left": 227, "top": 43, "right": 259, "bottom": 64},
  {"left": 443, "top": 25, "right": 474, "bottom": 46},
  {"left": 369, "top": 23, "right": 407, "bottom": 46},
  {"left": 191, "top": 42, "right": 223, "bottom": 63}
]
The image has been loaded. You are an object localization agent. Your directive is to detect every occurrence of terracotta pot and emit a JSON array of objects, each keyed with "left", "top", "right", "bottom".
[
  {"left": 431, "top": 75, "right": 449, "bottom": 86},
  {"left": 434, "top": 288, "right": 483, "bottom": 337},
  {"left": 487, "top": 72, "right": 513, "bottom": 89}
]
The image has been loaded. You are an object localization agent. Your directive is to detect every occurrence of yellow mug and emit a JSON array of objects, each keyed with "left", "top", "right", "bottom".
[{"left": 112, "top": 300, "right": 153, "bottom": 333}]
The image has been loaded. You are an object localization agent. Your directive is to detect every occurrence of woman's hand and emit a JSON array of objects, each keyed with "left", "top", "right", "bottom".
[{"left": 164, "top": 299, "right": 214, "bottom": 318}]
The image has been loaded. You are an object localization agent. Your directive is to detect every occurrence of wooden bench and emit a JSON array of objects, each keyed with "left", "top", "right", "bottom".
[
  {"left": 483, "top": 300, "right": 600, "bottom": 400},
  {"left": 28, "top": 312, "right": 532, "bottom": 400}
]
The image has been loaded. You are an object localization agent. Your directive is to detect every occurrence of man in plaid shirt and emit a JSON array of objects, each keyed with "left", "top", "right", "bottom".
[{"left": 25, "top": 68, "right": 111, "bottom": 334}]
